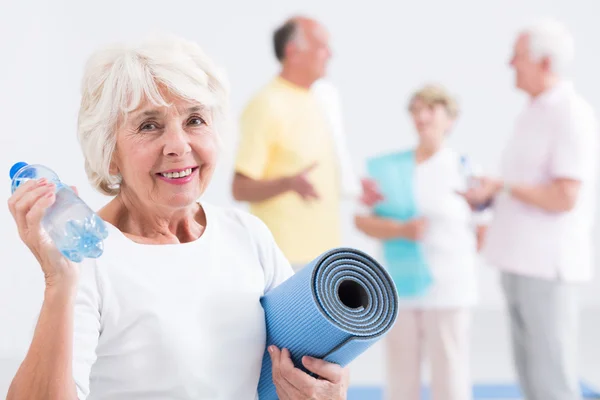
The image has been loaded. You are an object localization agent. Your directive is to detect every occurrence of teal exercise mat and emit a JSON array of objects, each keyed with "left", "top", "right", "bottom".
[
  {"left": 366, "top": 150, "right": 432, "bottom": 297},
  {"left": 258, "top": 248, "right": 399, "bottom": 399}
]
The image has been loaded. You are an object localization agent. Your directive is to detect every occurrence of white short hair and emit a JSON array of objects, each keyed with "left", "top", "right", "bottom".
[
  {"left": 523, "top": 18, "right": 574, "bottom": 75},
  {"left": 77, "top": 35, "right": 230, "bottom": 196}
]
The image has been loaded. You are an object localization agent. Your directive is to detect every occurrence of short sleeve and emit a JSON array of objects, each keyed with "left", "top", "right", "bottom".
[
  {"left": 234, "top": 97, "right": 279, "bottom": 180},
  {"left": 549, "top": 102, "right": 598, "bottom": 181},
  {"left": 72, "top": 260, "right": 102, "bottom": 400},
  {"left": 247, "top": 215, "right": 294, "bottom": 293}
]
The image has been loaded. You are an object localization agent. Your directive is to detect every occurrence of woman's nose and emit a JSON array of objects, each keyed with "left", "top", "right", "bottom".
[{"left": 163, "top": 126, "right": 192, "bottom": 157}]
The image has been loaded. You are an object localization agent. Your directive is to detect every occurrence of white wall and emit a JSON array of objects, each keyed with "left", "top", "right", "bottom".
[{"left": 1, "top": 0, "right": 599, "bottom": 366}]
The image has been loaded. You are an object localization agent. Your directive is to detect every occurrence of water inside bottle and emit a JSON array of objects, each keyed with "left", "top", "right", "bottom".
[
  {"left": 42, "top": 187, "right": 109, "bottom": 263},
  {"left": 55, "top": 214, "right": 108, "bottom": 262}
]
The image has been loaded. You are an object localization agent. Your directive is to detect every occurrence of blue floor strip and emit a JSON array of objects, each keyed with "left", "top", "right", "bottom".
[{"left": 348, "top": 382, "right": 600, "bottom": 399}]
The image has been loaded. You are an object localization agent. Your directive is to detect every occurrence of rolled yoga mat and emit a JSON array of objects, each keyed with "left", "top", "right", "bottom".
[{"left": 257, "top": 248, "right": 399, "bottom": 399}]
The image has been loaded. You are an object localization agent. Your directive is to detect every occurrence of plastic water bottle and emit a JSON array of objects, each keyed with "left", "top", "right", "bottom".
[
  {"left": 9, "top": 162, "right": 108, "bottom": 263},
  {"left": 460, "top": 155, "right": 478, "bottom": 189},
  {"left": 460, "top": 155, "right": 492, "bottom": 211}
]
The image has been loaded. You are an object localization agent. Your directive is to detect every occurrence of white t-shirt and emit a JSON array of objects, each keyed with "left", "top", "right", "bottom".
[
  {"left": 392, "top": 147, "right": 487, "bottom": 309},
  {"left": 483, "top": 81, "right": 599, "bottom": 282},
  {"left": 72, "top": 203, "right": 294, "bottom": 400}
]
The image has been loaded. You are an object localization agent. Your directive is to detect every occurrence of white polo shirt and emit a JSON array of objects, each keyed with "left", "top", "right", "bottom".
[{"left": 483, "top": 81, "right": 599, "bottom": 282}]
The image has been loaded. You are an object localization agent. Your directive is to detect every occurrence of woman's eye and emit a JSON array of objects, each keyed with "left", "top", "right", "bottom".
[
  {"left": 188, "top": 117, "right": 205, "bottom": 126},
  {"left": 140, "top": 122, "right": 158, "bottom": 131}
]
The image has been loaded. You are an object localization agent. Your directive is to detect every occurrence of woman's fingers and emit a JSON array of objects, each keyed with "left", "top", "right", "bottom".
[
  {"left": 269, "top": 346, "right": 349, "bottom": 399},
  {"left": 7, "top": 179, "right": 40, "bottom": 216},
  {"left": 25, "top": 189, "right": 56, "bottom": 233},
  {"left": 279, "top": 348, "right": 317, "bottom": 394},
  {"left": 11, "top": 181, "right": 55, "bottom": 235},
  {"left": 269, "top": 346, "right": 306, "bottom": 399},
  {"left": 302, "top": 356, "right": 345, "bottom": 384}
]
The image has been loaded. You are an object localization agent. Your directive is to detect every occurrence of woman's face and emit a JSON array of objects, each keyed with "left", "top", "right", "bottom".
[
  {"left": 409, "top": 98, "right": 454, "bottom": 145},
  {"left": 111, "top": 93, "right": 219, "bottom": 211}
]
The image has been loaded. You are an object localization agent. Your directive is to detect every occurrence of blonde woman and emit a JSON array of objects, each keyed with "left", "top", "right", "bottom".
[{"left": 355, "top": 85, "right": 487, "bottom": 400}]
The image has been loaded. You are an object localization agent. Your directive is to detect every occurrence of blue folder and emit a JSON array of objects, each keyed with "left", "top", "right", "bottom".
[{"left": 366, "top": 150, "right": 433, "bottom": 297}]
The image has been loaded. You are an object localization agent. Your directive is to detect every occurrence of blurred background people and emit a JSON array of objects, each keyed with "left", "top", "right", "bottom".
[
  {"left": 355, "top": 84, "right": 488, "bottom": 400},
  {"left": 232, "top": 16, "right": 380, "bottom": 270},
  {"left": 463, "top": 18, "right": 599, "bottom": 400}
]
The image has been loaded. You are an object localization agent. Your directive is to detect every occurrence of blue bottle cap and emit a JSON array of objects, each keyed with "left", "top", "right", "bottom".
[{"left": 9, "top": 162, "right": 29, "bottom": 179}]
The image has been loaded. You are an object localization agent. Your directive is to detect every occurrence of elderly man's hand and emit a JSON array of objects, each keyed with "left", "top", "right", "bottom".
[
  {"left": 460, "top": 177, "right": 502, "bottom": 209},
  {"left": 288, "top": 163, "right": 320, "bottom": 201},
  {"left": 269, "top": 346, "right": 349, "bottom": 400}
]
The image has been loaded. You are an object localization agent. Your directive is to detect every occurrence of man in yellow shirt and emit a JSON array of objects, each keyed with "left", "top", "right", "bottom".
[{"left": 232, "top": 16, "right": 380, "bottom": 268}]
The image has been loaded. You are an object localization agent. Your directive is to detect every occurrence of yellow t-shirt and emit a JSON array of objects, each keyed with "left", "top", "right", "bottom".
[{"left": 235, "top": 77, "right": 341, "bottom": 265}]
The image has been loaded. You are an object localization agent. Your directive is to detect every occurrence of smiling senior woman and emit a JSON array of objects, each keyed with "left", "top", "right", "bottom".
[{"left": 6, "top": 36, "right": 348, "bottom": 400}]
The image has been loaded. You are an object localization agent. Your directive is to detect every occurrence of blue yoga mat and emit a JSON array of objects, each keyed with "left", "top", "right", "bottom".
[
  {"left": 257, "top": 248, "right": 399, "bottom": 400},
  {"left": 367, "top": 150, "right": 433, "bottom": 297},
  {"left": 348, "top": 383, "right": 600, "bottom": 399}
]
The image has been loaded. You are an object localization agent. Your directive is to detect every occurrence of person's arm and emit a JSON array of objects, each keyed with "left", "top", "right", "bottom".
[
  {"left": 7, "top": 181, "right": 101, "bottom": 400},
  {"left": 465, "top": 173, "right": 582, "bottom": 214},
  {"left": 509, "top": 109, "right": 596, "bottom": 213},
  {"left": 506, "top": 179, "right": 581, "bottom": 212},
  {"left": 6, "top": 181, "right": 81, "bottom": 400},
  {"left": 233, "top": 97, "right": 287, "bottom": 203},
  {"left": 8, "top": 258, "right": 101, "bottom": 400},
  {"left": 354, "top": 215, "right": 404, "bottom": 240},
  {"left": 354, "top": 215, "right": 426, "bottom": 241},
  {"left": 475, "top": 225, "right": 487, "bottom": 252},
  {"left": 7, "top": 284, "right": 78, "bottom": 400},
  {"left": 465, "top": 99, "right": 598, "bottom": 214},
  {"left": 232, "top": 173, "right": 292, "bottom": 203},
  {"left": 232, "top": 163, "right": 319, "bottom": 203},
  {"left": 484, "top": 104, "right": 595, "bottom": 213}
]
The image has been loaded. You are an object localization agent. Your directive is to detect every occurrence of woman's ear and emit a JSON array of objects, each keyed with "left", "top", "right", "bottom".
[{"left": 109, "top": 154, "right": 119, "bottom": 176}]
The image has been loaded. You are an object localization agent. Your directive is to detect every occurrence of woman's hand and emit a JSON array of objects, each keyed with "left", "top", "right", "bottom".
[
  {"left": 476, "top": 225, "right": 487, "bottom": 252},
  {"left": 7, "top": 179, "right": 79, "bottom": 289},
  {"left": 269, "top": 346, "right": 349, "bottom": 400},
  {"left": 359, "top": 178, "right": 384, "bottom": 207},
  {"left": 401, "top": 217, "right": 428, "bottom": 241}
]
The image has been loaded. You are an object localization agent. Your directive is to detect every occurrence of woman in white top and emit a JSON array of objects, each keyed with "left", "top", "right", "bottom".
[
  {"left": 355, "top": 84, "right": 487, "bottom": 400},
  {"left": 6, "top": 36, "right": 348, "bottom": 400}
]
